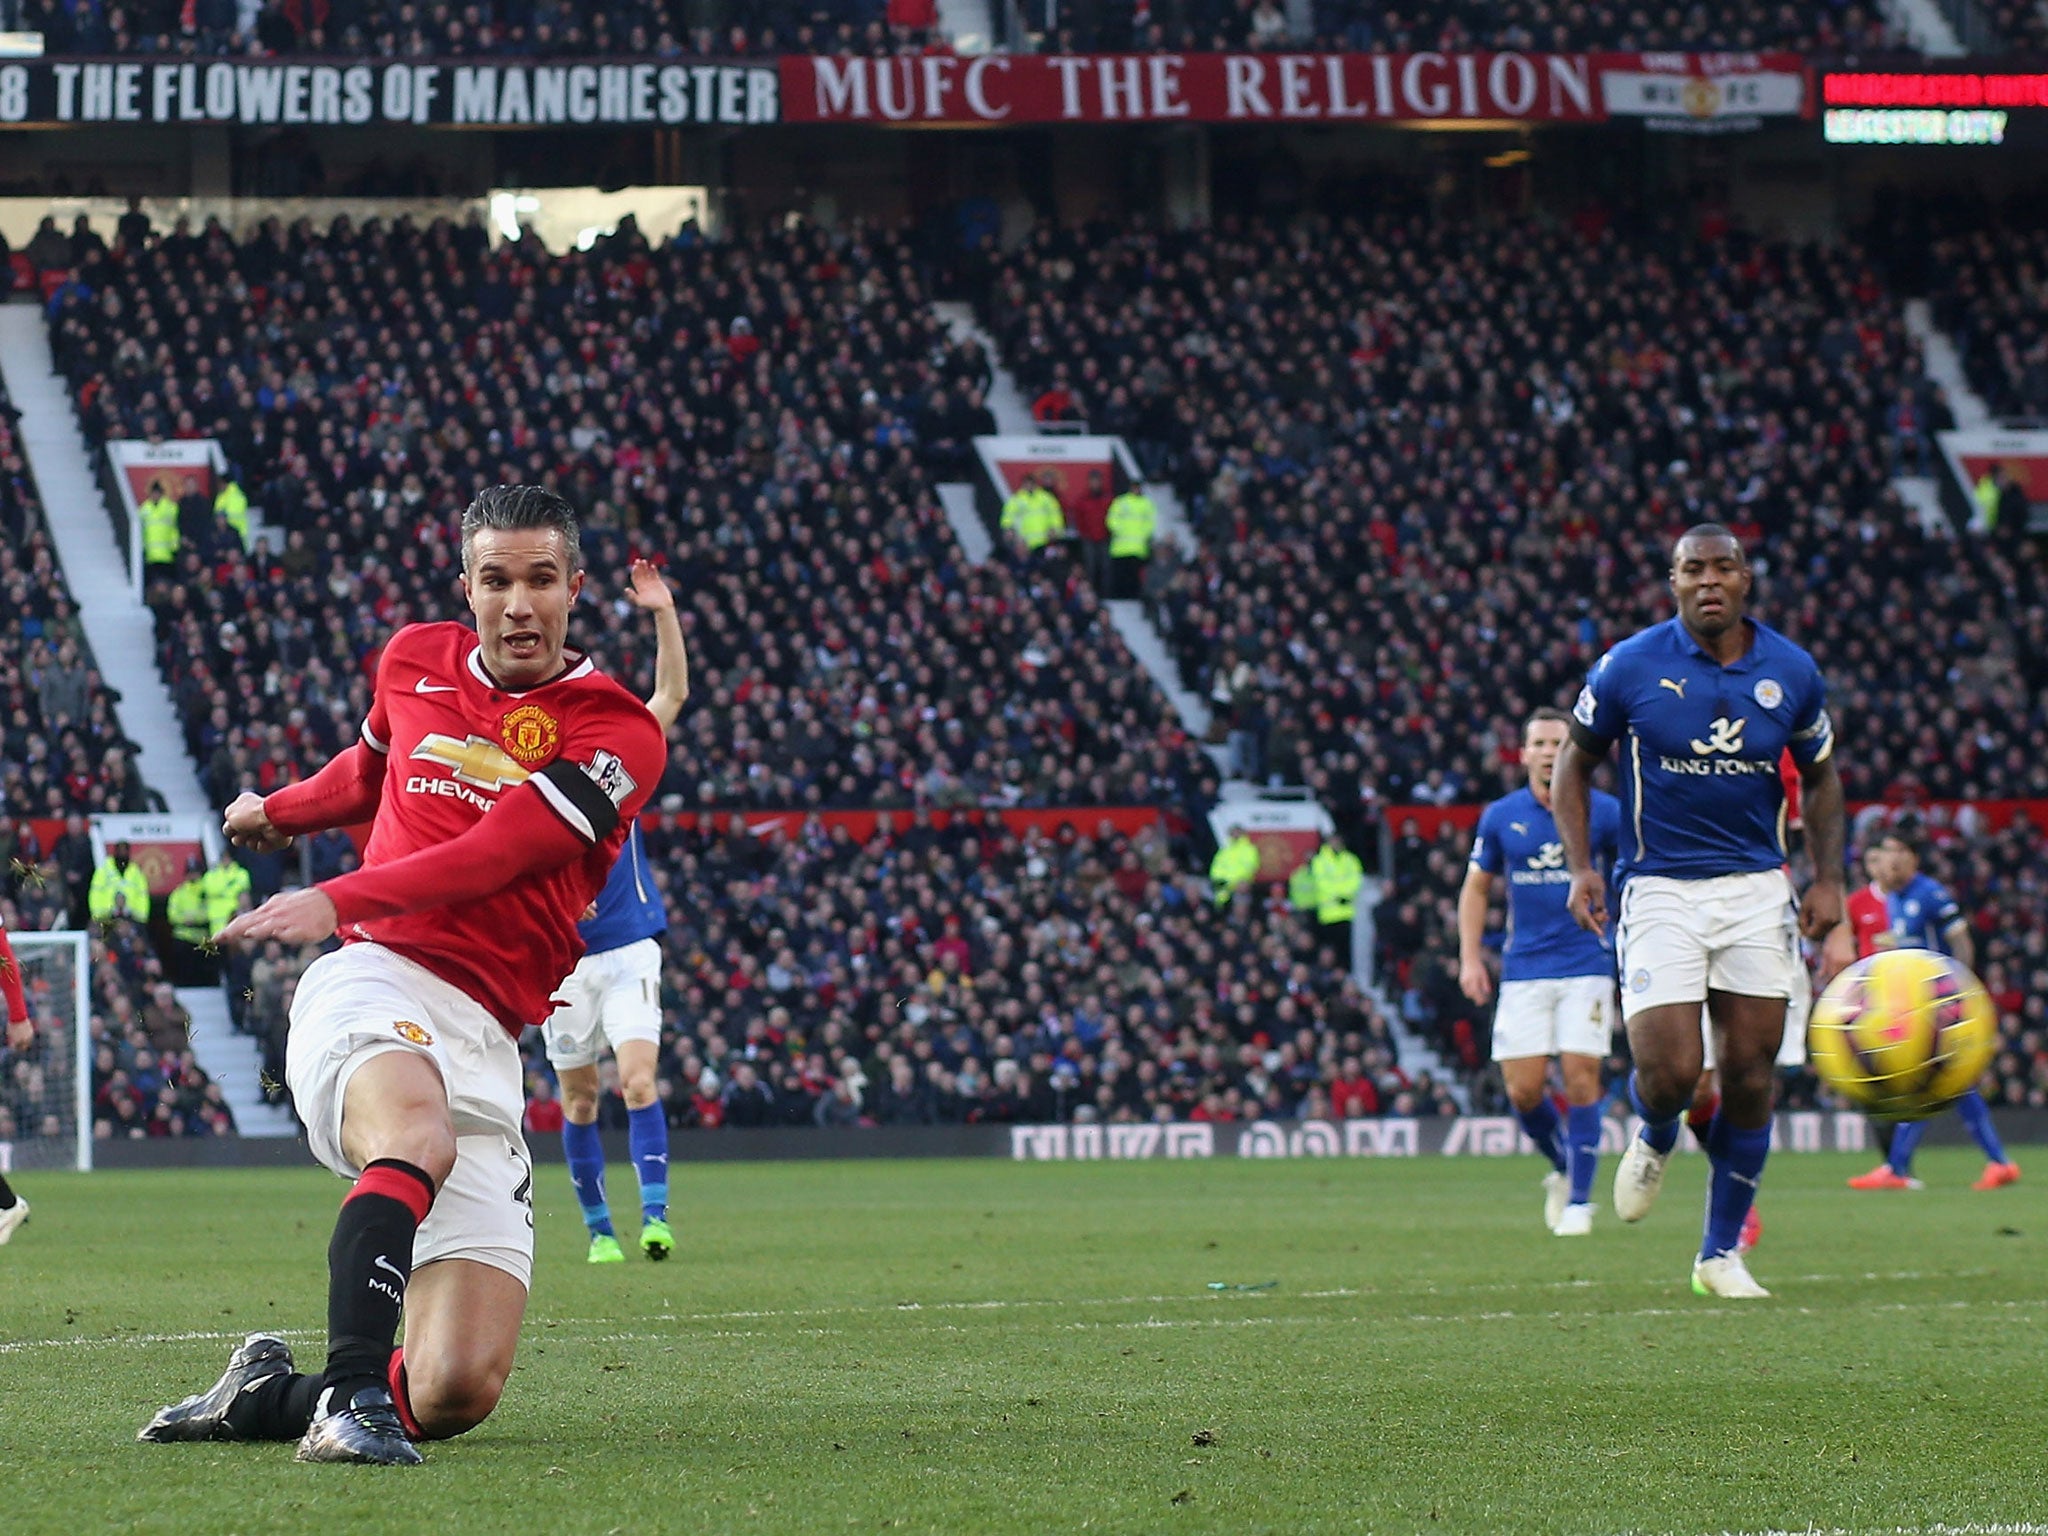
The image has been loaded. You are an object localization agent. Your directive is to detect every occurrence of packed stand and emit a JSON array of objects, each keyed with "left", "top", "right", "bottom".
[
  {"left": 18, "top": 0, "right": 950, "bottom": 59},
  {"left": 15, "top": 0, "right": 1913, "bottom": 56},
  {"left": 1924, "top": 209, "right": 2048, "bottom": 424},
  {"left": 1053, "top": 0, "right": 1897, "bottom": 54},
  {"left": 516, "top": 811, "right": 1459, "bottom": 1130},
  {"left": 977, "top": 209, "right": 2048, "bottom": 819},
  {"left": 50, "top": 211, "right": 1215, "bottom": 832},
  {"left": 2, "top": 807, "right": 237, "bottom": 1148},
  {"left": 0, "top": 385, "right": 155, "bottom": 824}
]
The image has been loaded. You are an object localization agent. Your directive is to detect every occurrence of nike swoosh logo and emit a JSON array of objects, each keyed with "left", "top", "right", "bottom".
[
  {"left": 414, "top": 678, "right": 457, "bottom": 694},
  {"left": 373, "top": 1254, "right": 407, "bottom": 1285}
]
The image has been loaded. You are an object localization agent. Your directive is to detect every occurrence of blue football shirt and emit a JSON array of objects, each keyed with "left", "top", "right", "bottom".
[
  {"left": 578, "top": 820, "right": 668, "bottom": 955},
  {"left": 1571, "top": 616, "right": 1832, "bottom": 882},
  {"left": 1471, "top": 786, "right": 1622, "bottom": 982},
  {"left": 1884, "top": 872, "right": 1963, "bottom": 954}
]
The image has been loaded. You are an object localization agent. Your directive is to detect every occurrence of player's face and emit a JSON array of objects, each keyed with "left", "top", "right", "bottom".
[
  {"left": 1862, "top": 846, "right": 1886, "bottom": 885},
  {"left": 462, "top": 526, "right": 584, "bottom": 688},
  {"left": 1520, "top": 719, "right": 1567, "bottom": 789},
  {"left": 1669, "top": 535, "right": 1751, "bottom": 638},
  {"left": 1883, "top": 842, "right": 1917, "bottom": 889}
]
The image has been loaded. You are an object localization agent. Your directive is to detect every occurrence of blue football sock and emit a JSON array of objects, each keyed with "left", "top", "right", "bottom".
[
  {"left": 1887, "top": 1118, "right": 1928, "bottom": 1177},
  {"left": 563, "top": 1117, "right": 614, "bottom": 1237},
  {"left": 1954, "top": 1090, "right": 2009, "bottom": 1166},
  {"left": 1701, "top": 1114, "right": 1771, "bottom": 1260},
  {"left": 1566, "top": 1102, "right": 1603, "bottom": 1205},
  {"left": 1628, "top": 1071, "right": 1682, "bottom": 1156},
  {"left": 1515, "top": 1096, "right": 1567, "bottom": 1174},
  {"left": 628, "top": 1101, "right": 670, "bottom": 1223}
]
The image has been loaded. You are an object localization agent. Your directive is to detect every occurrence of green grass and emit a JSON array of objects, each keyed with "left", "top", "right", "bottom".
[{"left": 1, "top": 1149, "right": 2043, "bottom": 1536}]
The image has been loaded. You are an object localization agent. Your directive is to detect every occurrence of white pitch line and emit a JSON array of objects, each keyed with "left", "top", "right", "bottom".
[{"left": 5, "top": 1288, "right": 2038, "bottom": 1358}]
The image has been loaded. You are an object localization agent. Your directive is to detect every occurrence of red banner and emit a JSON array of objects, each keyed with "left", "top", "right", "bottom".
[
  {"left": 778, "top": 51, "right": 1805, "bottom": 127},
  {"left": 645, "top": 806, "right": 1163, "bottom": 844},
  {"left": 1383, "top": 799, "right": 2048, "bottom": 843}
]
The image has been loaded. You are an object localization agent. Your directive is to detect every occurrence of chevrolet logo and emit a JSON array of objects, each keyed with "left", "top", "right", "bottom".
[{"left": 412, "top": 733, "right": 531, "bottom": 791}]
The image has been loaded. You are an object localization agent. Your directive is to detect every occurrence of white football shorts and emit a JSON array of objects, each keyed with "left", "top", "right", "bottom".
[
  {"left": 1616, "top": 870, "right": 1800, "bottom": 1022},
  {"left": 541, "top": 937, "right": 663, "bottom": 1070},
  {"left": 286, "top": 942, "right": 534, "bottom": 1286},
  {"left": 1700, "top": 955, "right": 1812, "bottom": 1072},
  {"left": 1491, "top": 974, "right": 1617, "bottom": 1062}
]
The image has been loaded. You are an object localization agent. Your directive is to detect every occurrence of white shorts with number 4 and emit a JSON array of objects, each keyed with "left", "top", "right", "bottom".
[
  {"left": 1617, "top": 870, "right": 1801, "bottom": 1023},
  {"left": 285, "top": 942, "right": 534, "bottom": 1287},
  {"left": 541, "top": 937, "right": 663, "bottom": 1070},
  {"left": 1491, "top": 974, "right": 1617, "bottom": 1061}
]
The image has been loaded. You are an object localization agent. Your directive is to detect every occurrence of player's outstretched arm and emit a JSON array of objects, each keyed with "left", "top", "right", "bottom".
[
  {"left": 1455, "top": 866, "right": 1495, "bottom": 1005},
  {"left": 232, "top": 740, "right": 390, "bottom": 850},
  {"left": 1795, "top": 754, "right": 1846, "bottom": 941},
  {"left": 1552, "top": 734, "right": 1607, "bottom": 933},
  {"left": 628, "top": 558, "right": 689, "bottom": 731},
  {"left": 0, "top": 923, "right": 30, "bottom": 1052}
]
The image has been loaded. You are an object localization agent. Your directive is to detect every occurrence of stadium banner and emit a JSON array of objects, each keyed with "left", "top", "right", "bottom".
[
  {"left": 90, "top": 1108, "right": 2048, "bottom": 1171},
  {"left": 0, "top": 58, "right": 779, "bottom": 126},
  {"left": 1207, "top": 798, "right": 1332, "bottom": 880},
  {"left": 971, "top": 434, "right": 1142, "bottom": 541},
  {"left": 1600, "top": 52, "right": 1807, "bottom": 133},
  {"left": 779, "top": 51, "right": 1806, "bottom": 126},
  {"left": 106, "top": 437, "right": 223, "bottom": 594},
  {"left": 1937, "top": 426, "right": 2048, "bottom": 533},
  {"left": 88, "top": 812, "right": 216, "bottom": 898}
]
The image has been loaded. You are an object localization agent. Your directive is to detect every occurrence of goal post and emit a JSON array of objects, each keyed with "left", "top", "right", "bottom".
[{"left": 3, "top": 932, "right": 92, "bottom": 1174}]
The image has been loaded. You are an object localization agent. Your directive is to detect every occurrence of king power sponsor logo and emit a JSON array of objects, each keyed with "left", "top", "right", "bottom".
[{"left": 1009, "top": 1114, "right": 1867, "bottom": 1161}]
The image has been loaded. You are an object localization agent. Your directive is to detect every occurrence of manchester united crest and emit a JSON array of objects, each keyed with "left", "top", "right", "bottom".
[
  {"left": 500, "top": 703, "right": 561, "bottom": 766},
  {"left": 393, "top": 1020, "right": 434, "bottom": 1046}
]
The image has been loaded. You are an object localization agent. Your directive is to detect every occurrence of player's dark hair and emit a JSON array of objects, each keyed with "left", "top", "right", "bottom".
[
  {"left": 1876, "top": 827, "right": 1922, "bottom": 860},
  {"left": 1672, "top": 522, "right": 1743, "bottom": 563},
  {"left": 1525, "top": 706, "right": 1571, "bottom": 732},
  {"left": 460, "top": 484, "right": 582, "bottom": 575}
]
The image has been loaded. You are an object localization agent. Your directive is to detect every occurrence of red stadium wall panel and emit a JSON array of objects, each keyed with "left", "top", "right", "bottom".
[
  {"left": 1382, "top": 798, "right": 2048, "bottom": 845},
  {"left": 1938, "top": 426, "right": 2048, "bottom": 533}
]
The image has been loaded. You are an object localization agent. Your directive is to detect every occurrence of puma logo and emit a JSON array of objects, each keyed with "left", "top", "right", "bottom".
[{"left": 1658, "top": 677, "right": 1687, "bottom": 699}]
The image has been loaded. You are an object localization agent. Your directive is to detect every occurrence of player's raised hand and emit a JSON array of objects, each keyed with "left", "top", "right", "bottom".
[
  {"left": 1797, "top": 879, "right": 1845, "bottom": 943},
  {"left": 1567, "top": 868, "right": 1607, "bottom": 934},
  {"left": 623, "top": 557, "right": 674, "bottom": 611},
  {"left": 223, "top": 791, "right": 293, "bottom": 854},
  {"left": 215, "top": 888, "right": 338, "bottom": 949},
  {"left": 1457, "top": 956, "right": 1494, "bottom": 1006},
  {"left": 5, "top": 1018, "right": 30, "bottom": 1052}
]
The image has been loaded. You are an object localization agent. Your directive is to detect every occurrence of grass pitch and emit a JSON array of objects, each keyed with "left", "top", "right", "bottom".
[{"left": 0, "top": 1149, "right": 2042, "bottom": 1536}]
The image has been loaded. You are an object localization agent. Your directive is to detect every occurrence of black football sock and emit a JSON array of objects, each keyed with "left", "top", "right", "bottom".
[
  {"left": 223, "top": 1371, "right": 323, "bottom": 1441},
  {"left": 0, "top": 1172, "right": 17, "bottom": 1209},
  {"left": 322, "top": 1159, "right": 436, "bottom": 1401}
]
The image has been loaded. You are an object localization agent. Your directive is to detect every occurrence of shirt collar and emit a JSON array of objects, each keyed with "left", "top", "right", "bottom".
[{"left": 1670, "top": 615, "right": 1761, "bottom": 672}]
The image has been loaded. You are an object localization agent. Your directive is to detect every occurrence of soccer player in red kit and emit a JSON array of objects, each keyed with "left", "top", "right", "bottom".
[
  {"left": 140, "top": 486, "right": 666, "bottom": 1465},
  {"left": 0, "top": 915, "right": 34, "bottom": 1244}
]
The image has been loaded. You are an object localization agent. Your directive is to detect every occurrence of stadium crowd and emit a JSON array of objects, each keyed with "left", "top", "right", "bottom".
[
  {"left": 975, "top": 210, "right": 2048, "bottom": 819},
  {"left": 513, "top": 810, "right": 1457, "bottom": 1131},
  {"left": 13, "top": 0, "right": 1925, "bottom": 59},
  {"left": 1928, "top": 210, "right": 2048, "bottom": 425},
  {"left": 47, "top": 212, "right": 1219, "bottom": 832}
]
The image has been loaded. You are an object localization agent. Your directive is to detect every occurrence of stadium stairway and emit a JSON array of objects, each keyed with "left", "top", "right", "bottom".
[
  {"left": 1881, "top": 0, "right": 1966, "bottom": 54},
  {"left": 176, "top": 985, "right": 297, "bottom": 1137},
  {"left": 1898, "top": 297, "right": 1991, "bottom": 534},
  {"left": 933, "top": 0, "right": 993, "bottom": 53},
  {"left": 932, "top": 301, "right": 1036, "bottom": 432},
  {"left": 0, "top": 303, "right": 207, "bottom": 816}
]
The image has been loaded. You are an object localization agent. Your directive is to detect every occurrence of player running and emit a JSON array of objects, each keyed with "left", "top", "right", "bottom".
[
  {"left": 552, "top": 559, "right": 688, "bottom": 1264},
  {"left": 139, "top": 486, "right": 666, "bottom": 1464},
  {"left": 1837, "top": 830, "right": 2019, "bottom": 1192},
  {"left": 1554, "top": 524, "right": 1846, "bottom": 1299},
  {"left": 0, "top": 913, "right": 34, "bottom": 1244},
  {"left": 1458, "top": 707, "right": 1621, "bottom": 1237}
]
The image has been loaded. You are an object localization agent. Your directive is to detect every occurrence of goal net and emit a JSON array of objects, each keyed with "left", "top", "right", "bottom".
[{"left": 2, "top": 932, "right": 91, "bottom": 1173}]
